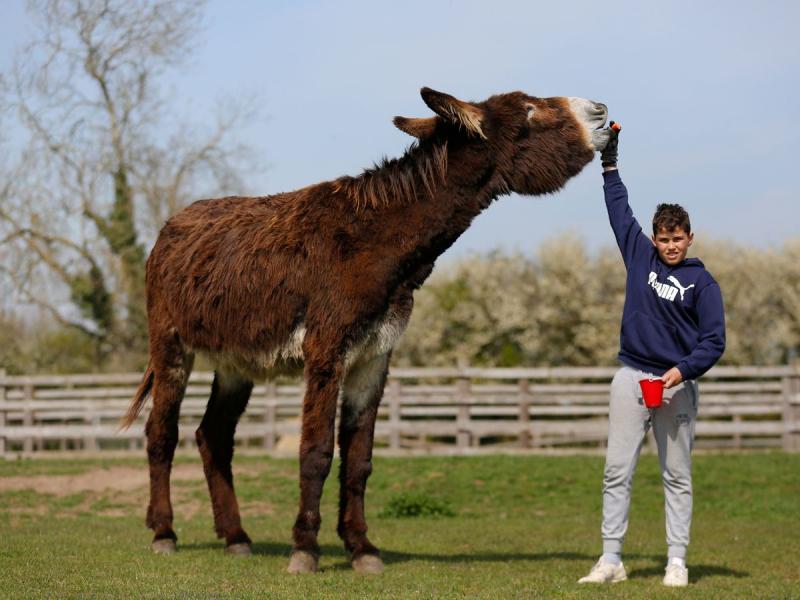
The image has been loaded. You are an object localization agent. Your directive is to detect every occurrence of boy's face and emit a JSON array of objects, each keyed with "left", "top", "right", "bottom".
[{"left": 651, "top": 227, "right": 694, "bottom": 266}]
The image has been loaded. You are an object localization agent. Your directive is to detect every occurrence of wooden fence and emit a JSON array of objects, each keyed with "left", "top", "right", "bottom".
[{"left": 1, "top": 366, "right": 799, "bottom": 456}]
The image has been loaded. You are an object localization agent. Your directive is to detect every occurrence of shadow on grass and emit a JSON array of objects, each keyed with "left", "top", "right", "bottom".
[
  {"left": 628, "top": 563, "right": 749, "bottom": 583},
  {"left": 182, "top": 541, "right": 595, "bottom": 564},
  {"left": 180, "top": 542, "right": 749, "bottom": 582},
  {"left": 181, "top": 541, "right": 301, "bottom": 557},
  {"left": 381, "top": 550, "right": 595, "bottom": 565}
]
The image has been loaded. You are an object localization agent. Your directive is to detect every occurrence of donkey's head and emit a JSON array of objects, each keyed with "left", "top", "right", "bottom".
[{"left": 394, "top": 88, "right": 609, "bottom": 197}]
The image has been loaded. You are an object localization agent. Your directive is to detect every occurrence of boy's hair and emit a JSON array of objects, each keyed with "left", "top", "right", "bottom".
[{"left": 652, "top": 203, "right": 691, "bottom": 235}]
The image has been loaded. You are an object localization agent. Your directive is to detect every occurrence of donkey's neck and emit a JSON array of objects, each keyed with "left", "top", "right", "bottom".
[
  {"left": 333, "top": 142, "right": 450, "bottom": 210},
  {"left": 411, "top": 142, "right": 499, "bottom": 228},
  {"left": 366, "top": 141, "right": 505, "bottom": 279},
  {"left": 332, "top": 139, "right": 507, "bottom": 284}
]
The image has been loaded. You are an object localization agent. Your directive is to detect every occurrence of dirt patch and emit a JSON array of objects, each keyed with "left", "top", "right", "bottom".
[
  {"left": 239, "top": 500, "right": 276, "bottom": 516},
  {"left": 0, "top": 463, "right": 210, "bottom": 496},
  {"left": 5, "top": 505, "right": 50, "bottom": 516},
  {"left": 0, "top": 461, "right": 286, "bottom": 521},
  {"left": 0, "top": 460, "right": 278, "bottom": 497},
  {"left": 172, "top": 495, "right": 206, "bottom": 521}
]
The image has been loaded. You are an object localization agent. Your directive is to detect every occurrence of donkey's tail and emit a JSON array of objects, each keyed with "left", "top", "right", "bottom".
[{"left": 120, "top": 362, "right": 154, "bottom": 429}]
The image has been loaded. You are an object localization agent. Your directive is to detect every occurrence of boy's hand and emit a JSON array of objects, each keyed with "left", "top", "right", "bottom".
[
  {"left": 662, "top": 367, "right": 683, "bottom": 389},
  {"left": 601, "top": 121, "right": 620, "bottom": 168}
]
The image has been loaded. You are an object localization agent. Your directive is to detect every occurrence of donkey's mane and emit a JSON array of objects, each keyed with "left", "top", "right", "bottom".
[{"left": 333, "top": 141, "right": 448, "bottom": 210}]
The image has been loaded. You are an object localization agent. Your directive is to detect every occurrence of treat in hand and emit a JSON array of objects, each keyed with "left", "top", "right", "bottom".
[{"left": 601, "top": 120, "right": 621, "bottom": 167}]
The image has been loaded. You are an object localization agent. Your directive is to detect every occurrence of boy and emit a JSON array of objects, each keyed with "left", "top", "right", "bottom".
[{"left": 578, "top": 124, "right": 726, "bottom": 587}]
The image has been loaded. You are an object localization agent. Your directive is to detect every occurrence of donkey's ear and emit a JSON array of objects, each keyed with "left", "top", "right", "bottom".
[
  {"left": 420, "top": 87, "right": 486, "bottom": 139},
  {"left": 393, "top": 116, "right": 438, "bottom": 140}
]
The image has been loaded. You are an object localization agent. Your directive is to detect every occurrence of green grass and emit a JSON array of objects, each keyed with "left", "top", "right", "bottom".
[{"left": 1, "top": 453, "right": 798, "bottom": 599}]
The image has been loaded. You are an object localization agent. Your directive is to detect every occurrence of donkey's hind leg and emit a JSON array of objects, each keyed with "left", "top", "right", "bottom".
[
  {"left": 195, "top": 370, "right": 254, "bottom": 554},
  {"left": 146, "top": 343, "right": 193, "bottom": 554},
  {"left": 337, "top": 352, "right": 390, "bottom": 573}
]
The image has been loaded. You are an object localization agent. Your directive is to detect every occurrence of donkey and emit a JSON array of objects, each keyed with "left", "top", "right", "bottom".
[{"left": 122, "top": 87, "right": 609, "bottom": 573}]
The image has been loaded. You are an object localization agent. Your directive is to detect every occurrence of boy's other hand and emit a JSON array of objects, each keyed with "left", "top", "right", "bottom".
[
  {"left": 662, "top": 367, "right": 684, "bottom": 389},
  {"left": 601, "top": 121, "right": 620, "bottom": 168}
]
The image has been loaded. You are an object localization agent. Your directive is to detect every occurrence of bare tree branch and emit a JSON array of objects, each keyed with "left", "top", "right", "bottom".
[{"left": 0, "top": 0, "right": 259, "bottom": 367}]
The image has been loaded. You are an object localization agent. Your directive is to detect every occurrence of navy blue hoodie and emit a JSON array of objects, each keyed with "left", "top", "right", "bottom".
[{"left": 603, "top": 170, "right": 726, "bottom": 380}]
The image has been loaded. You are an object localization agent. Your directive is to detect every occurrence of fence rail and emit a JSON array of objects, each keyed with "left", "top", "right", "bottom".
[{"left": 1, "top": 366, "right": 799, "bottom": 456}]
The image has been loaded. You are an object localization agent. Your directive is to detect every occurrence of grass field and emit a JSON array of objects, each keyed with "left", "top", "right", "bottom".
[{"left": 1, "top": 452, "right": 798, "bottom": 599}]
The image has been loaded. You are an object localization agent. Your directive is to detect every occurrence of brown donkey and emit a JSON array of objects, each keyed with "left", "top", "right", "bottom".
[{"left": 122, "top": 87, "right": 609, "bottom": 573}]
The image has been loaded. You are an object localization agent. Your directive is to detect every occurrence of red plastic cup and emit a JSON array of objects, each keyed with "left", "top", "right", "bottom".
[{"left": 639, "top": 377, "right": 664, "bottom": 408}]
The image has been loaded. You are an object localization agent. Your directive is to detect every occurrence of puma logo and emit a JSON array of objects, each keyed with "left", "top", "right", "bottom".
[
  {"left": 667, "top": 276, "right": 695, "bottom": 300},
  {"left": 648, "top": 272, "right": 695, "bottom": 303}
]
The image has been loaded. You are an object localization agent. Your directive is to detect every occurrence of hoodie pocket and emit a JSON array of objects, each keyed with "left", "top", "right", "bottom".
[{"left": 621, "top": 311, "right": 683, "bottom": 365}]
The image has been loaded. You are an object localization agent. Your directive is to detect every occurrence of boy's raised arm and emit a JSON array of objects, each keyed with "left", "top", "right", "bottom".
[
  {"left": 603, "top": 170, "right": 651, "bottom": 267},
  {"left": 600, "top": 124, "right": 651, "bottom": 267}
]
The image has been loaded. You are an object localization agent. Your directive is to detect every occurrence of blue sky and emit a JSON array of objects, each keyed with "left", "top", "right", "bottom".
[{"left": 2, "top": 0, "right": 798, "bottom": 262}]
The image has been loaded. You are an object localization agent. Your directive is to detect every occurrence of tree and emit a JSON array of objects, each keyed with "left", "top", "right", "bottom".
[
  {"left": 0, "top": 0, "right": 256, "bottom": 368},
  {"left": 394, "top": 236, "right": 627, "bottom": 368},
  {"left": 697, "top": 240, "right": 791, "bottom": 365},
  {"left": 394, "top": 251, "right": 541, "bottom": 367},
  {"left": 526, "top": 235, "right": 624, "bottom": 366},
  {"left": 773, "top": 238, "right": 800, "bottom": 363}
]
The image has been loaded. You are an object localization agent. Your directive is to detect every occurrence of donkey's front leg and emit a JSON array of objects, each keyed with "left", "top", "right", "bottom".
[
  {"left": 287, "top": 354, "right": 343, "bottom": 574},
  {"left": 337, "top": 353, "right": 389, "bottom": 573}
]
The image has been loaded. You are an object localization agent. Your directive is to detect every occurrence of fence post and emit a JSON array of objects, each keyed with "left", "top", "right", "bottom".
[
  {"left": 263, "top": 383, "right": 277, "bottom": 450},
  {"left": 456, "top": 376, "right": 471, "bottom": 449},
  {"left": 62, "top": 379, "right": 74, "bottom": 451},
  {"left": 86, "top": 392, "right": 99, "bottom": 451},
  {"left": 23, "top": 382, "right": 34, "bottom": 454},
  {"left": 388, "top": 378, "right": 401, "bottom": 450},
  {"left": 0, "top": 369, "right": 6, "bottom": 456},
  {"left": 87, "top": 410, "right": 100, "bottom": 452},
  {"left": 519, "top": 378, "right": 531, "bottom": 448},
  {"left": 782, "top": 372, "right": 800, "bottom": 452},
  {"left": 732, "top": 414, "right": 742, "bottom": 450}
]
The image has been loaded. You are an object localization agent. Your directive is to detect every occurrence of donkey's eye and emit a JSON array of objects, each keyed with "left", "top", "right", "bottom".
[{"left": 526, "top": 105, "right": 536, "bottom": 120}]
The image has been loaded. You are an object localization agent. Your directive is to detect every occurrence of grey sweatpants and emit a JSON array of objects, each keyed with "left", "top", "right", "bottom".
[{"left": 601, "top": 366, "right": 699, "bottom": 560}]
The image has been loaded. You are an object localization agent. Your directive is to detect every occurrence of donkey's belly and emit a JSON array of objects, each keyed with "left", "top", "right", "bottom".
[
  {"left": 201, "top": 325, "right": 305, "bottom": 381},
  {"left": 203, "top": 309, "right": 409, "bottom": 381}
]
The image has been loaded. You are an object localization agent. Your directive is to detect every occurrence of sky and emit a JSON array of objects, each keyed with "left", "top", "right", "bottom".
[{"left": 1, "top": 0, "right": 798, "bottom": 264}]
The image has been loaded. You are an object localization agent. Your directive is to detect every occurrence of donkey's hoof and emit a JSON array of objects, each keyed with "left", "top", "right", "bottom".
[
  {"left": 287, "top": 550, "right": 319, "bottom": 574},
  {"left": 225, "top": 543, "right": 252, "bottom": 556},
  {"left": 151, "top": 539, "right": 177, "bottom": 554},
  {"left": 352, "top": 554, "right": 384, "bottom": 574}
]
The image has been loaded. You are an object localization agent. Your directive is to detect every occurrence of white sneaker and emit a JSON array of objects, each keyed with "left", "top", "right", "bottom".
[
  {"left": 577, "top": 558, "right": 627, "bottom": 583},
  {"left": 663, "top": 563, "right": 689, "bottom": 587}
]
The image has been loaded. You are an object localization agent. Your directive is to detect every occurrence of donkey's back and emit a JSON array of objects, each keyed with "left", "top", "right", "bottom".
[{"left": 146, "top": 182, "right": 357, "bottom": 366}]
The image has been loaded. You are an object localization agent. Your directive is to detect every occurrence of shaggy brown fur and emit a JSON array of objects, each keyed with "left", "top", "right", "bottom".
[{"left": 123, "top": 87, "right": 606, "bottom": 572}]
